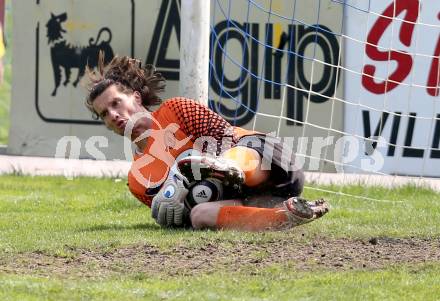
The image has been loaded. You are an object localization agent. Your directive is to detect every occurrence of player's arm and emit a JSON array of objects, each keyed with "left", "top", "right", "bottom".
[{"left": 163, "top": 98, "right": 238, "bottom": 143}]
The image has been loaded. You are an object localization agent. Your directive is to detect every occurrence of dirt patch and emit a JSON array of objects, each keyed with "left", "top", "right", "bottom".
[{"left": 1, "top": 236, "right": 440, "bottom": 278}]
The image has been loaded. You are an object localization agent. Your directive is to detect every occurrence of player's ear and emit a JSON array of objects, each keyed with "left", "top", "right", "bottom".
[{"left": 133, "top": 91, "right": 142, "bottom": 105}]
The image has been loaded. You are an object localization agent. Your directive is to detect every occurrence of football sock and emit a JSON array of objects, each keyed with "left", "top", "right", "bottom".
[
  {"left": 221, "top": 146, "right": 270, "bottom": 187},
  {"left": 216, "top": 206, "right": 288, "bottom": 231}
]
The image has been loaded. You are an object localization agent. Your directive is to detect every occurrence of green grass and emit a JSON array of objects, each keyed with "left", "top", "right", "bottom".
[
  {"left": 0, "top": 175, "right": 440, "bottom": 300},
  {"left": 0, "top": 176, "right": 439, "bottom": 253},
  {"left": 304, "top": 184, "right": 440, "bottom": 238},
  {"left": 1, "top": 265, "right": 440, "bottom": 301}
]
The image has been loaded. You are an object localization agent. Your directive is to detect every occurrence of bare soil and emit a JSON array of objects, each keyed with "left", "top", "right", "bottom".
[{"left": 1, "top": 236, "right": 439, "bottom": 278}]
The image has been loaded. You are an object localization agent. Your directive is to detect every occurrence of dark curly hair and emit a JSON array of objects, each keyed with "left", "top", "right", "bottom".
[{"left": 85, "top": 52, "right": 166, "bottom": 119}]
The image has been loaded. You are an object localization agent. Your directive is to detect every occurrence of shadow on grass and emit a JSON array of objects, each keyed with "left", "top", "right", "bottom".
[
  {"left": 80, "top": 223, "right": 189, "bottom": 233},
  {"left": 80, "top": 223, "right": 160, "bottom": 232}
]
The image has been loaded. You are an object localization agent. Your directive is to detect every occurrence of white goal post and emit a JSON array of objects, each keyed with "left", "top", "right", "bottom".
[{"left": 179, "top": 0, "right": 210, "bottom": 105}]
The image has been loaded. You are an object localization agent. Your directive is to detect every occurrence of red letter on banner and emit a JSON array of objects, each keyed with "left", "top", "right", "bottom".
[
  {"left": 426, "top": 13, "right": 440, "bottom": 97},
  {"left": 362, "top": 0, "right": 419, "bottom": 94}
]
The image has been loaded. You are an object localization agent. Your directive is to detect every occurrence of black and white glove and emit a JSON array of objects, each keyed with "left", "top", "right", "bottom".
[{"left": 151, "top": 173, "right": 189, "bottom": 227}]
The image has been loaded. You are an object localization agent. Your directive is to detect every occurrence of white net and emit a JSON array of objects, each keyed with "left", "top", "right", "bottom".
[{"left": 207, "top": 0, "right": 440, "bottom": 198}]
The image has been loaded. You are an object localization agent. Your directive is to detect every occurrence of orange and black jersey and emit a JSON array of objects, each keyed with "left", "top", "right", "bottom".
[{"left": 128, "top": 97, "right": 259, "bottom": 207}]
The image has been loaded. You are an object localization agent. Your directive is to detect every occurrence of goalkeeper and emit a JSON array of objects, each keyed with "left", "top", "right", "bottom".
[{"left": 85, "top": 54, "right": 329, "bottom": 231}]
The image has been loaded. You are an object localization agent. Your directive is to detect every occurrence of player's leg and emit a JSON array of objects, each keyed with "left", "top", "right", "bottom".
[
  {"left": 190, "top": 199, "right": 242, "bottom": 229},
  {"left": 180, "top": 134, "right": 329, "bottom": 230},
  {"left": 220, "top": 146, "right": 270, "bottom": 187},
  {"left": 237, "top": 134, "right": 306, "bottom": 208},
  {"left": 177, "top": 135, "right": 276, "bottom": 194},
  {"left": 190, "top": 197, "right": 329, "bottom": 231},
  {"left": 190, "top": 199, "right": 290, "bottom": 230},
  {"left": 178, "top": 134, "right": 305, "bottom": 201}
]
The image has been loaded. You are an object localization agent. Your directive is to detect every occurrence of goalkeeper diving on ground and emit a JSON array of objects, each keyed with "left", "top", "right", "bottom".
[{"left": 84, "top": 54, "right": 329, "bottom": 231}]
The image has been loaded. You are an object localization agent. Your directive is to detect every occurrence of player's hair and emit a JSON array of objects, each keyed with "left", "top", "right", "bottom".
[{"left": 85, "top": 52, "right": 166, "bottom": 119}]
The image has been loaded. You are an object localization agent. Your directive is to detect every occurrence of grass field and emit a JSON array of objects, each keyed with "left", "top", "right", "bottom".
[
  {"left": 0, "top": 175, "right": 439, "bottom": 300},
  {"left": 1, "top": 1, "right": 439, "bottom": 299}
]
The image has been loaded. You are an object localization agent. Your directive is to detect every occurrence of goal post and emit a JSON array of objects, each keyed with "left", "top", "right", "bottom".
[{"left": 179, "top": 0, "right": 210, "bottom": 105}]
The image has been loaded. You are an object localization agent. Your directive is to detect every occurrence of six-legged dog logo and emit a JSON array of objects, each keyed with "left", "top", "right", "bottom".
[{"left": 46, "top": 12, "right": 115, "bottom": 96}]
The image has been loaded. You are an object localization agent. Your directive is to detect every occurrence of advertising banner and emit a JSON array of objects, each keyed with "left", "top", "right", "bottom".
[
  {"left": 344, "top": 0, "right": 440, "bottom": 176},
  {"left": 9, "top": 0, "right": 344, "bottom": 172}
]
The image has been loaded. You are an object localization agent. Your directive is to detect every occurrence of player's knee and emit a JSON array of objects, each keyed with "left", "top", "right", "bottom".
[
  {"left": 223, "top": 146, "right": 269, "bottom": 187},
  {"left": 190, "top": 202, "right": 217, "bottom": 229},
  {"left": 222, "top": 146, "right": 261, "bottom": 173}
]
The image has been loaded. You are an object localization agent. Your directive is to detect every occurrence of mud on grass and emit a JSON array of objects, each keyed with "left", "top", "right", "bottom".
[{"left": 1, "top": 235, "right": 439, "bottom": 279}]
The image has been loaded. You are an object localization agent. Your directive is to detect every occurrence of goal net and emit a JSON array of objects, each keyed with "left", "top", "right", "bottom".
[{"left": 207, "top": 0, "right": 440, "bottom": 197}]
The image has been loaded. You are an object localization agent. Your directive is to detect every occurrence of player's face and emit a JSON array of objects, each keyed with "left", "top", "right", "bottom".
[{"left": 92, "top": 84, "right": 150, "bottom": 138}]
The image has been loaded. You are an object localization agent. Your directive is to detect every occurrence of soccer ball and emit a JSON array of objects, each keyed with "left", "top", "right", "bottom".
[{"left": 185, "top": 178, "right": 223, "bottom": 209}]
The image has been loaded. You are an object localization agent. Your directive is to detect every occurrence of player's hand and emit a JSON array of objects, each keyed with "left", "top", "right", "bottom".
[{"left": 151, "top": 173, "right": 189, "bottom": 227}]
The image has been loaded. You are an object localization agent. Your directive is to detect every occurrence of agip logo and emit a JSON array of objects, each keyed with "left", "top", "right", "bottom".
[
  {"left": 34, "top": 0, "right": 134, "bottom": 125},
  {"left": 46, "top": 12, "right": 114, "bottom": 96},
  {"left": 209, "top": 21, "right": 340, "bottom": 126}
]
